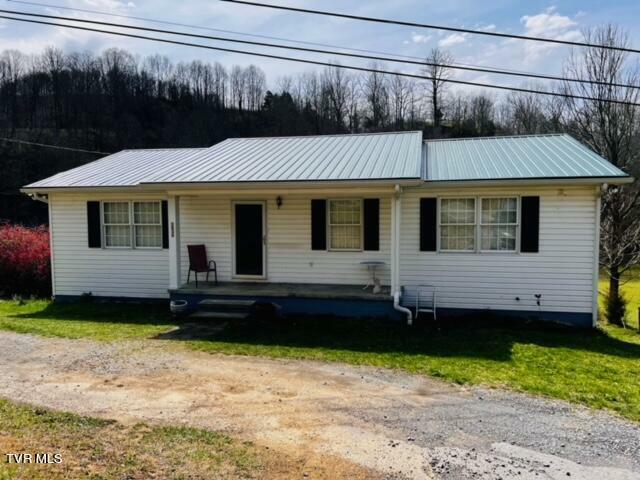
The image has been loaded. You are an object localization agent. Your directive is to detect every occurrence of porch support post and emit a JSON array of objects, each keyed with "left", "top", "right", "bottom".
[{"left": 168, "top": 195, "right": 181, "bottom": 290}]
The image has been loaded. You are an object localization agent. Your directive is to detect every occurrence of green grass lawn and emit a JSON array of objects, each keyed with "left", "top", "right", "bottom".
[
  {"left": 0, "top": 298, "right": 639, "bottom": 423},
  {"left": 0, "top": 300, "right": 176, "bottom": 341},
  {"left": 0, "top": 397, "right": 264, "bottom": 479}
]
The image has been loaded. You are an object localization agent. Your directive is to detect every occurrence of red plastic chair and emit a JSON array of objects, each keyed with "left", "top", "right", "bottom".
[{"left": 187, "top": 244, "right": 217, "bottom": 287}]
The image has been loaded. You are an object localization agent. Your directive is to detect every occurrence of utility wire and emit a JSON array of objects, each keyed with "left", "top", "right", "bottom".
[
  {"left": 6, "top": 0, "right": 582, "bottom": 80},
  {"left": 220, "top": 0, "right": 640, "bottom": 55},
  {"left": 2, "top": 15, "right": 639, "bottom": 107},
  {"left": 6, "top": 0, "right": 434, "bottom": 61},
  {"left": 3, "top": 8, "right": 639, "bottom": 90},
  {"left": 0, "top": 137, "right": 110, "bottom": 154}
]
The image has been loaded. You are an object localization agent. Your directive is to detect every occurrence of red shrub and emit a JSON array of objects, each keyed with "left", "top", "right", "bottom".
[{"left": 0, "top": 224, "right": 51, "bottom": 297}]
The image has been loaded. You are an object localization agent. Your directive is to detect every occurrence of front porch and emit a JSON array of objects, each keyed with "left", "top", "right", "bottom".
[
  {"left": 169, "top": 282, "right": 399, "bottom": 319},
  {"left": 171, "top": 281, "right": 390, "bottom": 300}
]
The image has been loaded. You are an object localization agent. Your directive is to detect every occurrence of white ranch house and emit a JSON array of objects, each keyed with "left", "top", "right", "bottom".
[{"left": 23, "top": 131, "right": 631, "bottom": 327}]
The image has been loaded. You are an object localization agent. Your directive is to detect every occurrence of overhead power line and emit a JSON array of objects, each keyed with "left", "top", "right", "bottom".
[
  {"left": 3, "top": 8, "right": 639, "bottom": 91},
  {"left": 7, "top": 0, "right": 436, "bottom": 61},
  {"left": 2, "top": 15, "right": 639, "bottom": 107},
  {"left": 220, "top": 0, "right": 640, "bottom": 55},
  {"left": 0, "top": 137, "right": 110, "bottom": 154},
  {"left": 5, "top": 0, "right": 586, "bottom": 81}
]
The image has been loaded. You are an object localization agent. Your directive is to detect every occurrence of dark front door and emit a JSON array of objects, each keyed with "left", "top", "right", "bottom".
[{"left": 234, "top": 203, "right": 264, "bottom": 276}]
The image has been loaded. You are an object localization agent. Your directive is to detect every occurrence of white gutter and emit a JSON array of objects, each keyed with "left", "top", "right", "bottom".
[
  {"left": 390, "top": 184, "right": 413, "bottom": 325},
  {"left": 409, "top": 176, "right": 634, "bottom": 189},
  {"left": 26, "top": 192, "right": 49, "bottom": 203}
]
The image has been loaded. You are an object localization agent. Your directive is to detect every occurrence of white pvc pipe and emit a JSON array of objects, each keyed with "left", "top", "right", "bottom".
[
  {"left": 394, "top": 290, "right": 413, "bottom": 325},
  {"left": 390, "top": 185, "right": 413, "bottom": 325}
]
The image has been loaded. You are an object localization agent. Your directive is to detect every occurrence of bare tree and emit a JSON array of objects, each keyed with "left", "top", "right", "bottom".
[
  {"left": 212, "top": 62, "right": 228, "bottom": 109},
  {"left": 362, "top": 62, "right": 389, "bottom": 129},
  {"left": 143, "top": 54, "right": 173, "bottom": 98},
  {"left": 423, "top": 48, "right": 453, "bottom": 129},
  {"left": 244, "top": 65, "right": 266, "bottom": 111},
  {"left": 505, "top": 88, "right": 547, "bottom": 134},
  {"left": 389, "top": 74, "right": 411, "bottom": 129},
  {"left": 323, "top": 65, "right": 350, "bottom": 132},
  {"left": 229, "top": 65, "right": 246, "bottom": 111},
  {"left": 469, "top": 94, "right": 496, "bottom": 136},
  {"left": 562, "top": 24, "right": 640, "bottom": 325}
]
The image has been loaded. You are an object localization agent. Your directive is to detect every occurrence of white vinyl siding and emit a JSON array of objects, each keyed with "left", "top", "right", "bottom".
[
  {"left": 46, "top": 184, "right": 598, "bottom": 317},
  {"left": 400, "top": 186, "right": 598, "bottom": 315},
  {"left": 179, "top": 194, "right": 391, "bottom": 286},
  {"left": 49, "top": 193, "right": 169, "bottom": 298}
]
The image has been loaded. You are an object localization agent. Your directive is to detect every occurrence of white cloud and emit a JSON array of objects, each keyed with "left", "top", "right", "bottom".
[
  {"left": 438, "top": 33, "right": 467, "bottom": 48},
  {"left": 519, "top": 7, "right": 582, "bottom": 60},
  {"left": 521, "top": 7, "right": 578, "bottom": 37},
  {"left": 75, "top": 0, "right": 135, "bottom": 11},
  {"left": 409, "top": 31, "right": 432, "bottom": 44}
]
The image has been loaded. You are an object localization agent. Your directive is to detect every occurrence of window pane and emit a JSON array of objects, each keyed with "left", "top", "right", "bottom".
[
  {"left": 481, "top": 225, "right": 516, "bottom": 251},
  {"left": 103, "top": 202, "right": 129, "bottom": 224},
  {"left": 135, "top": 225, "right": 162, "bottom": 248},
  {"left": 441, "top": 225, "right": 475, "bottom": 251},
  {"left": 329, "top": 199, "right": 360, "bottom": 225},
  {"left": 441, "top": 198, "right": 475, "bottom": 224},
  {"left": 134, "top": 202, "right": 161, "bottom": 225},
  {"left": 330, "top": 225, "right": 361, "bottom": 250},
  {"left": 481, "top": 198, "right": 517, "bottom": 224},
  {"left": 105, "top": 225, "right": 131, "bottom": 247}
]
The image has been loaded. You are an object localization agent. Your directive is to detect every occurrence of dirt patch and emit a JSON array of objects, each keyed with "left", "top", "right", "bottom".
[{"left": 0, "top": 331, "right": 639, "bottom": 479}]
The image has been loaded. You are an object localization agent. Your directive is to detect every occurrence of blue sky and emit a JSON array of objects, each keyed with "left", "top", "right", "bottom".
[{"left": 1, "top": 0, "right": 639, "bottom": 92}]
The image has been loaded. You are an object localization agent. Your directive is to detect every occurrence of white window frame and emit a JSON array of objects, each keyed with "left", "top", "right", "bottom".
[
  {"left": 133, "top": 201, "right": 163, "bottom": 249},
  {"left": 101, "top": 200, "right": 163, "bottom": 250},
  {"left": 436, "top": 196, "right": 521, "bottom": 254},
  {"left": 479, "top": 196, "right": 519, "bottom": 253},
  {"left": 102, "top": 201, "right": 132, "bottom": 249},
  {"left": 327, "top": 198, "right": 364, "bottom": 252},
  {"left": 437, "top": 197, "right": 477, "bottom": 253}
]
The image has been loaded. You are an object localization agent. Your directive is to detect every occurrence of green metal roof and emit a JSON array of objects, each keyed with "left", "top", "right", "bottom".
[
  {"left": 25, "top": 131, "right": 422, "bottom": 189},
  {"left": 424, "top": 134, "right": 630, "bottom": 182},
  {"left": 24, "top": 132, "right": 630, "bottom": 191}
]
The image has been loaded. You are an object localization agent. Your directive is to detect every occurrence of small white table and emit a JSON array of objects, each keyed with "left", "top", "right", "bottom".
[{"left": 359, "top": 261, "right": 386, "bottom": 292}]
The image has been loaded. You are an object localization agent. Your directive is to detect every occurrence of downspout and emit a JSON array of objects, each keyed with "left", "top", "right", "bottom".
[
  {"left": 592, "top": 185, "right": 602, "bottom": 328},
  {"left": 391, "top": 184, "right": 413, "bottom": 325}
]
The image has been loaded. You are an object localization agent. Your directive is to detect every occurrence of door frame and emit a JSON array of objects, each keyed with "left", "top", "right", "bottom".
[{"left": 231, "top": 200, "right": 267, "bottom": 280}]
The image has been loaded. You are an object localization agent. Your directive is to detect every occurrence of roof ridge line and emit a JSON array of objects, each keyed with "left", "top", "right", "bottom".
[
  {"left": 120, "top": 147, "right": 210, "bottom": 152},
  {"left": 424, "top": 133, "right": 566, "bottom": 143},
  {"left": 224, "top": 130, "right": 423, "bottom": 141}
]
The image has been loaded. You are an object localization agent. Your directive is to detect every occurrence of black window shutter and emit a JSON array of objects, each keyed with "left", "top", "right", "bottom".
[
  {"left": 420, "top": 198, "right": 437, "bottom": 251},
  {"left": 311, "top": 199, "right": 327, "bottom": 250},
  {"left": 363, "top": 199, "right": 380, "bottom": 251},
  {"left": 87, "top": 201, "right": 102, "bottom": 248},
  {"left": 521, "top": 196, "right": 540, "bottom": 253},
  {"left": 161, "top": 200, "right": 169, "bottom": 249}
]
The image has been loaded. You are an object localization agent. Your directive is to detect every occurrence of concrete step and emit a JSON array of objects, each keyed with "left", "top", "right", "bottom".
[
  {"left": 198, "top": 299, "right": 256, "bottom": 308},
  {"left": 189, "top": 311, "right": 250, "bottom": 321}
]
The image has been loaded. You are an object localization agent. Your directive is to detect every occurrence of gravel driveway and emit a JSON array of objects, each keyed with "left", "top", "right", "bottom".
[{"left": 0, "top": 331, "right": 638, "bottom": 480}]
